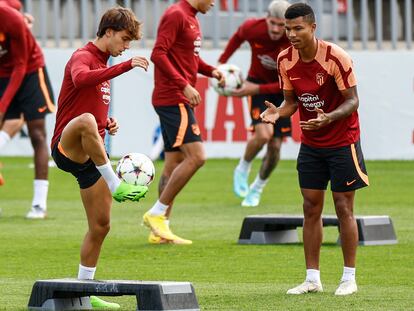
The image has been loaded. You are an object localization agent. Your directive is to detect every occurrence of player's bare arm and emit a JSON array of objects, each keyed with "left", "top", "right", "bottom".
[
  {"left": 183, "top": 84, "right": 201, "bottom": 108},
  {"left": 131, "top": 56, "right": 149, "bottom": 71},
  {"left": 300, "top": 86, "right": 359, "bottom": 131},
  {"left": 260, "top": 89, "right": 298, "bottom": 124},
  {"left": 231, "top": 80, "right": 260, "bottom": 97}
]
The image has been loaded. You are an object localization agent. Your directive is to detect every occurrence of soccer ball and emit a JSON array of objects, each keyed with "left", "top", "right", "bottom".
[
  {"left": 116, "top": 153, "right": 155, "bottom": 186},
  {"left": 211, "top": 63, "right": 243, "bottom": 96}
]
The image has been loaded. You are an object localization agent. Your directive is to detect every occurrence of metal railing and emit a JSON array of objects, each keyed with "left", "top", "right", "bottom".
[{"left": 23, "top": 0, "right": 413, "bottom": 49}]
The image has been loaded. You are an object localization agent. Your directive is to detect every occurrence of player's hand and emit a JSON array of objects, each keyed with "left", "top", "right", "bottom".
[
  {"left": 231, "top": 81, "right": 259, "bottom": 97},
  {"left": 260, "top": 101, "right": 280, "bottom": 124},
  {"left": 23, "top": 13, "right": 35, "bottom": 28},
  {"left": 300, "top": 108, "right": 332, "bottom": 131},
  {"left": 183, "top": 84, "right": 201, "bottom": 107},
  {"left": 106, "top": 117, "right": 119, "bottom": 135},
  {"left": 131, "top": 56, "right": 149, "bottom": 71},
  {"left": 212, "top": 69, "right": 225, "bottom": 87}
]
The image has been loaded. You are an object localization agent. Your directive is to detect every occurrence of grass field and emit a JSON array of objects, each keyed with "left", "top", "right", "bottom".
[{"left": 0, "top": 157, "right": 413, "bottom": 310}]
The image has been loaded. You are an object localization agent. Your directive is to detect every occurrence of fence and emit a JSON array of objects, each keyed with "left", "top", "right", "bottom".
[{"left": 23, "top": 0, "right": 413, "bottom": 49}]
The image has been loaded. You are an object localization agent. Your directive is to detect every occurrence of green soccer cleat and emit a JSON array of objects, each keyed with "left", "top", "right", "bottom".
[
  {"left": 90, "top": 296, "right": 120, "bottom": 309},
  {"left": 112, "top": 181, "right": 148, "bottom": 203}
]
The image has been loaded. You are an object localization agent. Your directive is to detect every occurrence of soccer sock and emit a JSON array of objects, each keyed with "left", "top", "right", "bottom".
[
  {"left": 32, "top": 179, "right": 49, "bottom": 210},
  {"left": 148, "top": 200, "right": 169, "bottom": 216},
  {"left": 306, "top": 269, "right": 321, "bottom": 284},
  {"left": 0, "top": 130, "right": 11, "bottom": 150},
  {"left": 236, "top": 158, "right": 251, "bottom": 173},
  {"left": 250, "top": 175, "right": 268, "bottom": 192},
  {"left": 96, "top": 161, "right": 121, "bottom": 193},
  {"left": 78, "top": 264, "right": 96, "bottom": 280},
  {"left": 341, "top": 266, "right": 356, "bottom": 282}
]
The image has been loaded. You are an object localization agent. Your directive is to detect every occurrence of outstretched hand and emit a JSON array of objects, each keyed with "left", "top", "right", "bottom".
[
  {"left": 260, "top": 101, "right": 280, "bottom": 124},
  {"left": 212, "top": 69, "right": 225, "bottom": 87},
  {"left": 231, "top": 80, "right": 259, "bottom": 97},
  {"left": 300, "top": 108, "right": 331, "bottom": 131},
  {"left": 131, "top": 56, "right": 149, "bottom": 71}
]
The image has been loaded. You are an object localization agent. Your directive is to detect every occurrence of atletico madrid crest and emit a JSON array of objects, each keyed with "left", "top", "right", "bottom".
[{"left": 316, "top": 73, "right": 325, "bottom": 86}]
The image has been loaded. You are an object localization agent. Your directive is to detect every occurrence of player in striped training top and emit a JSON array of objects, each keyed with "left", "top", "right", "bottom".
[{"left": 261, "top": 3, "right": 369, "bottom": 296}]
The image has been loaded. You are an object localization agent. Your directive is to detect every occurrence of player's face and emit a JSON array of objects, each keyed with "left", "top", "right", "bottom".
[
  {"left": 285, "top": 17, "right": 316, "bottom": 50},
  {"left": 196, "top": 0, "right": 215, "bottom": 14},
  {"left": 107, "top": 29, "right": 133, "bottom": 57},
  {"left": 265, "top": 16, "right": 286, "bottom": 41}
]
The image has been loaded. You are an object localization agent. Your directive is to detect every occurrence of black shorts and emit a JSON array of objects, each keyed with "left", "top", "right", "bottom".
[
  {"left": 0, "top": 67, "right": 55, "bottom": 121},
  {"left": 154, "top": 103, "right": 202, "bottom": 152},
  {"left": 51, "top": 140, "right": 101, "bottom": 189},
  {"left": 297, "top": 141, "right": 369, "bottom": 192},
  {"left": 247, "top": 77, "right": 291, "bottom": 138}
]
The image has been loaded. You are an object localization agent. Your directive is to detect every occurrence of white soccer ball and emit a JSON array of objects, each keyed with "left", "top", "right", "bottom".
[
  {"left": 116, "top": 153, "right": 155, "bottom": 186},
  {"left": 211, "top": 63, "right": 243, "bottom": 96}
]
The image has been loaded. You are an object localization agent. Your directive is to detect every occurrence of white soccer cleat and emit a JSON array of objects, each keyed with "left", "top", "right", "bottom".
[
  {"left": 286, "top": 280, "right": 323, "bottom": 295},
  {"left": 241, "top": 188, "right": 262, "bottom": 207},
  {"left": 335, "top": 280, "right": 358, "bottom": 296},
  {"left": 233, "top": 169, "right": 249, "bottom": 198},
  {"left": 26, "top": 205, "right": 47, "bottom": 219}
]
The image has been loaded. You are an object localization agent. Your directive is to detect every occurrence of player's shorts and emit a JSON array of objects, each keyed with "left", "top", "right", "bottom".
[
  {"left": 51, "top": 139, "right": 101, "bottom": 189},
  {"left": 154, "top": 103, "right": 202, "bottom": 152},
  {"left": 297, "top": 140, "right": 369, "bottom": 192},
  {"left": 246, "top": 77, "right": 291, "bottom": 138},
  {"left": 0, "top": 67, "right": 55, "bottom": 121}
]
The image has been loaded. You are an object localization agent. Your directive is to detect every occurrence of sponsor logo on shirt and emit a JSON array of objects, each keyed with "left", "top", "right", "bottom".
[
  {"left": 298, "top": 93, "right": 325, "bottom": 111},
  {"left": 257, "top": 54, "right": 277, "bottom": 70},
  {"left": 101, "top": 81, "right": 111, "bottom": 105},
  {"left": 194, "top": 36, "right": 201, "bottom": 56}
]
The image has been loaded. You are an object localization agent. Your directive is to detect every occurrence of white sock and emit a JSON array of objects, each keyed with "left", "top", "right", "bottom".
[
  {"left": 341, "top": 266, "right": 356, "bottom": 282},
  {"left": 95, "top": 161, "right": 121, "bottom": 193},
  {"left": 148, "top": 200, "right": 168, "bottom": 216},
  {"left": 236, "top": 158, "right": 251, "bottom": 173},
  {"left": 0, "top": 130, "right": 11, "bottom": 150},
  {"left": 32, "top": 179, "right": 49, "bottom": 210},
  {"left": 77, "top": 264, "right": 96, "bottom": 280},
  {"left": 306, "top": 269, "right": 321, "bottom": 284},
  {"left": 250, "top": 175, "right": 268, "bottom": 192}
]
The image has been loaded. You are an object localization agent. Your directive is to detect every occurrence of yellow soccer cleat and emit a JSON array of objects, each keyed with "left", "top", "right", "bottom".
[
  {"left": 148, "top": 231, "right": 193, "bottom": 245},
  {"left": 142, "top": 212, "right": 175, "bottom": 241}
]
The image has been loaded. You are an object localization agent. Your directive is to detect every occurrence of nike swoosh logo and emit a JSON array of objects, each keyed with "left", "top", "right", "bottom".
[
  {"left": 289, "top": 77, "right": 301, "bottom": 81},
  {"left": 346, "top": 179, "right": 357, "bottom": 186},
  {"left": 38, "top": 105, "right": 48, "bottom": 113}
]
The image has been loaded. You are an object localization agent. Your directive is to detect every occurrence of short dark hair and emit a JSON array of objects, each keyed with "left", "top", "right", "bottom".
[
  {"left": 96, "top": 7, "right": 142, "bottom": 40},
  {"left": 285, "top": 3, "right": 315, "bottom": 23}
]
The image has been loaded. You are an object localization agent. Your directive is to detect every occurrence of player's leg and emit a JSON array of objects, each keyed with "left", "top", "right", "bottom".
[
  {"left": 60, "top": 113, "right": 147, "bottom": 202},
  {"left": 241, "top": 136, "right": 281, "bottom": 207},
  {"left": 287, "top": 144, "right": 328, "bottom": 295},
  {"left": 329, "top": 141, "right": 369, "bottom": 295}
]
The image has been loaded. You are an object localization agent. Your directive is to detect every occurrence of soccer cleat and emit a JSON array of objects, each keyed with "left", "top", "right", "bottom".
[
  {"left": 90, "top": 296, "right": 120, "bottom": 309},
  {"left": 335, "top": 280, "right": 358, "bottom": 296},
  {"left": 148, "top": 232, "right": 169, "bottom": 244},
  {"left": 26, "top": 205, "right": 47, "bottom": 219},
  {"left": 112, "top": 181, "right": 148, "bottom": 203},
  {"left": 142, "top": 212, "right": 175, "bottom": 240},
  {"left": 233, "top": 168, "right": 249, "bottom": 198},
  {"left": 286, "top": 280, "right": 323, "bottom": 295},
  {"left": 241, "top": 188, "right": 262, "bottom": 207},
  {"left": 0, "top": 172, "right": 4, "bottom": 186}
]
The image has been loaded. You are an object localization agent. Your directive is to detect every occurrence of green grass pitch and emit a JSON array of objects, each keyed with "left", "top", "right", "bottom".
[{"left": 0, "top": 157, "right": 413, "bottom": 310}]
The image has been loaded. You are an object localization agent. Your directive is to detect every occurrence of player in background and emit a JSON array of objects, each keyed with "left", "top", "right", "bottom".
[
  {"left": 143, "top": 0, "right": 224, "bottom": 245},
  {"left": 218, "top": 0, "right": 291, "bottom": 207},
  {"left": 0, "top": 0, "right": 54, "bottom": 219},
  {"left": 261, "top": 3, "right": 369, "bottom": 296},
  {"left": 51, "top": 7, "right": 149, "bottom": 309}
]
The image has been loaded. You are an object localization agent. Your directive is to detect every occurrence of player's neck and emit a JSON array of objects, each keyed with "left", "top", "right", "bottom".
[
  {"left": 93, "top": 38, "right": 109, "bottom": 54},
  {"left": 299, "top": 37, "right": 318, "bottom": 63}
]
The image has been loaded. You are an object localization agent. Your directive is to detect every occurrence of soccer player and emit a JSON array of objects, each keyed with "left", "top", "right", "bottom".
[
  {"left": 143, "top": 0, "right": 224, "bottom": 245},
  {"left": 51, "top": 7, "right": 149, "bottom": 309},
  {"left": 0, "top": 1, "right": 54, "bottom": 218},
  {"left": 261, "top": 3, "right": 369, "bottom": 296},
  {"left": 218, "top": 0, "right": 291, "bottom": 207}
]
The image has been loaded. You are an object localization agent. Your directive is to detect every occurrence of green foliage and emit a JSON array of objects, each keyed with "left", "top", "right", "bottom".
[{"left": 0, "top": 158, "right": 413, "bottom": 310}]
